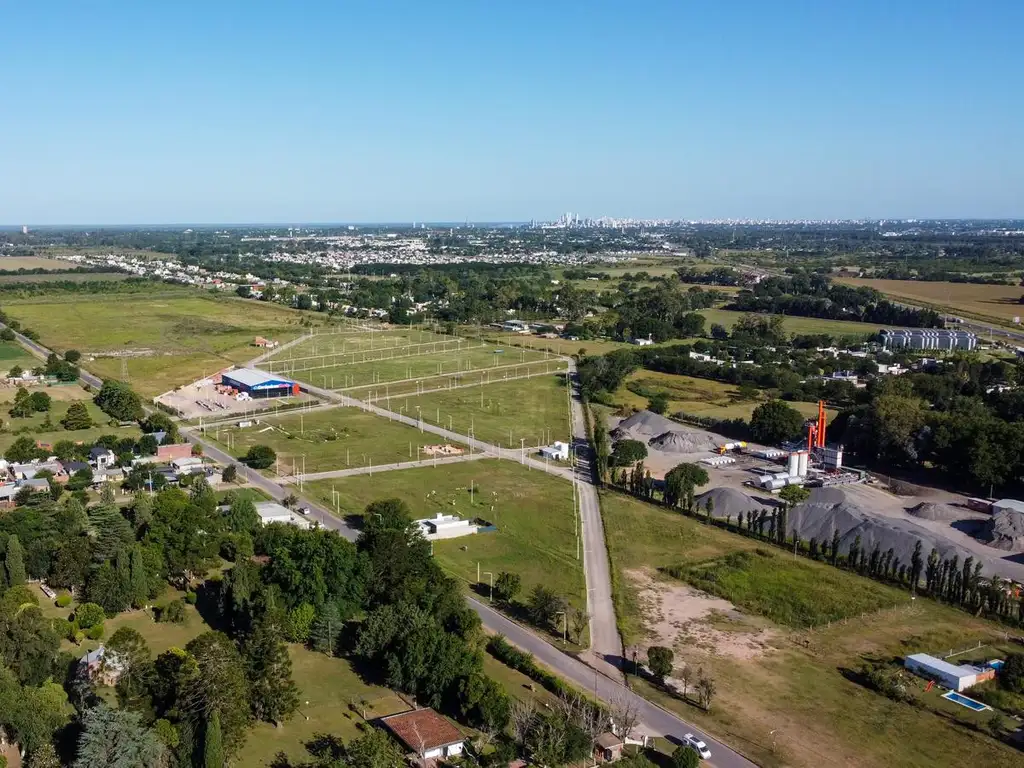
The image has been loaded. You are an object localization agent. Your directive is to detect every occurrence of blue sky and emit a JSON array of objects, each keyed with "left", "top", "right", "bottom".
[{"left": 1, "top": 1, "right": 1021, "bottom": 224}]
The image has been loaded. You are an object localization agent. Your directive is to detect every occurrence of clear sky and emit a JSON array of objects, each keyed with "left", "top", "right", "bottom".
[{"left": 2, "top": 1, "right": 1021, "bottom": 224}]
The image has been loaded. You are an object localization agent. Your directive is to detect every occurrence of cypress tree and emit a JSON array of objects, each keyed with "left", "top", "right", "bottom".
[
  {"left": 5, "top": 534, "right": 26, "bottom": 585},
  {"left": 204, "top": 710, "right": 223, "bottom": 768},
  {"left": 129, "top": 546, "right": 150, "bottom": 608}
]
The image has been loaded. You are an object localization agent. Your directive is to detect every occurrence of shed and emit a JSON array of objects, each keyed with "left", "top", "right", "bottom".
[
  {"left": 595, "top": 732, "right": 625, "bottom": 763},
  {"left": 381, "top": 708, "right": 465, "bottom": 761},
  {"left": 904, "top": 653, "right": 984, "bottom": 692}
]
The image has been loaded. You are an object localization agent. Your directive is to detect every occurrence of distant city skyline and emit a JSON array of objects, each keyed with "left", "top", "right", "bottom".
[{"left": 2, "top": 1, "right": 1022, "bottom": 224}]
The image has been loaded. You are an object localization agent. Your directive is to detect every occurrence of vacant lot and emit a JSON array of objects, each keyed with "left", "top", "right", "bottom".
[
  {"left": 614, "top": 370, "right": 832, "bottom": 421},
  {"left": 0, "top": 340, "right": 39, "bottom": 373},
  {"left": 601, "top": 491, "right": 1019, "bottom": 768},
  {"left": 388, "top": 375, "right": 571, "bottom": 448},
  {"left": 0, "top": 386, "right": 140, "bottom": 455},
  {"left": 4, "top": 294, "right": 313, "bottom": 395},
  {"left": 304, "top": 460, "right": 585, "bottom": 616},
  {"left": 206, "top": 406, "right": 463, "bottom": 474},
  {"left": 838, "top": 277, "right": 1024, "bottom": 324},
  {"left": 0, "top": 256, "right": 80, "bottom": 270},
  {"left": 345, "top": 359, "right": 569, "bottom": 400},
  {"left": 700, "top": 308, "right": 885, "bottom": 338}
]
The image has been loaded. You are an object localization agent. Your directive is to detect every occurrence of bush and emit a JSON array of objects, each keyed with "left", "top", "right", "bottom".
[
  {"left": 55, "top": 593, "right": 72, "bottom": 608},
  {"left": 86, "top": 623, "right": 105, "bottom": 641},
  {"left": 244, "top": 444, "right": 276, "bottom": 469},
  {"left": 75, "top": 602, "right": 105, "bottom": 629},
  {"left": 486, "top": 635, "right": 572, "bottom": 698},
  {"left": 161, "top": 599, "right": 187, "bottom": 624},
  {"left": 184, "top": 590, "right": 197, "bottom": 605}
]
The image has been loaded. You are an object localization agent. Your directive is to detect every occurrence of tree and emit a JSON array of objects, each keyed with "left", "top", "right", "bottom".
[
  {"left": 6, "top": 363, "right": 22, "bottom": 377},
  {"left": 494, "top": 571, "right": 521, "bottom": 605},
  {"left": 245, "top": 618, "right": 300, "bottom": 723},
  {"left": 73, "top": 705, "right": 165, "bottom": 768},
  {"left": 94, "top": 380, "right": 144, "bottom": 422},
  {"left": 221, "top": 464, "right": 237, "bottom": 483},
  {"left": 182, "top": 633, "right": 251, "bottom": 755},
  {"left": 64, "top": 349, "right": 82, "bottom": 364},
  {"left": 647, "top": 646, "right": 674, "bottom": 682},
  {"left": 224, "top": 495, "right": 260, "bottom": 534},
  {"left": 610, "top": 439, "right": 647, "bottom": 467},
  {"left": 570, "top": 607, "right": 588, "bottom": 644},
  {"left": 75, "top": 602, "right": 106, "bottom": 629},
  {"left": 4, "top": 534, "right": 26, "bottom": 586},
  {"left": 243, "top": 444, "right": 276, "bottom": 469},
  {"left": 778, "top": 484, "right": 810, "bottom": 510},
  {"left": 1001, "top": 653, "right": 1024, "bottom": 694},
  {"left": 526, "top": 585, "right": 565, "bottom": 629},
  {"left": 5, "top": 435, "right": 42, "bottom": 463},
  {"left": 663, "top": 463, "right": 710, "bottom": 508},
  {"left": 25, "top": 743, "right": 61, "bottom": 768},
  {"left": 203, "top": 710, "right": 223, "bottom": 768},
  {"left": 28, "top": 391, "right": 51, "bottom": 413},
  {"left": 345, "top": 727, "right": 406, "bottom": 768},
  {"left": 750, "top": 400, "right": 805, "bottom": 444},
  {"left": 106, "top": 626, "right": 152, "bottom": 705},
  {"left": 60, "top": 401, "right": 93, "bottom": 430},
  {"left": 696, "top": 670, "right": 717, "bottom": 710},
  {"left": 671, "top": 744, "right": 701, "bottom": 768},
  {"left": 309, "top": 602, "right": 342, "bottom": 656},
  {"left": 648, "top": 394, "right": 669, "bottom": 415}
]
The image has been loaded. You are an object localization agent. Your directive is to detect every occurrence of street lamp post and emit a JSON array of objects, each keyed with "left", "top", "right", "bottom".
[
  {"left": 483, "top": 571, "right": 494, "bottom": 602},
  {"left": 555, "top": 610, "right": 567, "bottom": 645}
]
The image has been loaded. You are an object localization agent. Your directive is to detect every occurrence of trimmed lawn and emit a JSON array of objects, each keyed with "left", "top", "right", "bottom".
[
  {"left": 4, "top": 294, "right": 314, "bottom": 396},
  {"left": 205, "top": 406, "right": 464, "bottom": 474},
  {"left": 699, "top": 308, "right": 886, "bottom": 338},
  {"left": 0, "top": 341, "right": 39, "bottom": 373},
  {"left": 390, "top": 375, "right": 572, "bottom": 449},
  {"left": 600, "top": 490, "right": 1021, "bottom": 768},
  {"left": 304, "top": 459, "right": 585, "bottom": 614},
  {"left": 0, "top": 392, "right": 140, "bottom": 455}
]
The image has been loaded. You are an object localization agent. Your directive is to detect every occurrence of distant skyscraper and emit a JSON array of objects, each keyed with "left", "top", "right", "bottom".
[{"left": 21, "top": 225, "right": 28, "bottom": 235}]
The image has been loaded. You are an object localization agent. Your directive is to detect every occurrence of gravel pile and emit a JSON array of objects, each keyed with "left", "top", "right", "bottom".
[
  {"left": 906, "top": 502, "right": 965, "bottom": 522},
  {"left": 649, "top": 429, "right": 719, "bottom": 454},
  {"left": 696, "top": 487, "right": 771, "bottom": 519},
  {"left": 612, "top": 410, "right": 679, "bottom": 438},
  {"left": 787, "top": 487, "right": 1001, "bottom": 575},
  {"left": 981, "top": 509, "right": 1024, "bottom": 552}
]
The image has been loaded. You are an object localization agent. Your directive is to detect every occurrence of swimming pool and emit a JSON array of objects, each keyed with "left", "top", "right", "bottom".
[{"left": 942, "top": 691, "right": 989, "bottom": 712}]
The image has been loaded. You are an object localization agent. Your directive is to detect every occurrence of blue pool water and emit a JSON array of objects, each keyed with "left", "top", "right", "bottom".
[
  {"left": 987, "top": 659, "right": 1004, "bottom": 670},
  {"left": 942, "top": 691, "right": 989, "bottom": 711}
]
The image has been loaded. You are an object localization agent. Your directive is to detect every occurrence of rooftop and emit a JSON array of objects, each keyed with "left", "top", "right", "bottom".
[
  {"left": 906, "top": 653, "right": 980, "bottom": 679},
  {"left": 222, "top": 367, "right": 294, "bottom": 388},
  {"left": 381, "top": 709, "right": 464, "bottom": 753}
]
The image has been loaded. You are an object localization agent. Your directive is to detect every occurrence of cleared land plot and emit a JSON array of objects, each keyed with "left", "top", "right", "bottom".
[
  {"left": 700, "top": 308, "right": 885, "bottom": 338},
  {"left": 205, "top": 406, "right": 464, "bottom": 474},
  {"left": 0, "top": 256, "right": 80, "bottom": 270},
  {"left": 0, "top": 388, "right": 140, "bottom": 455},
  {"left": 387, "top": 375, "right": 571, "bottom": 448},
  {"left": 304, "top": 459, "right": 585, "bottom": 613},
  {"left": 838, "top": 277, "right": 1024, "bottom": 324},
  {"left": 346, "top": 359, "right": 569, "bottom": 400},
  {"left": 0, "top": 341, "right": 39, "bottom": 373},
  {"left": 4, "top": 295, "right": 313, "bottom": 395},
  {"left": 266, "top": 327, "right": 454, "bottom": 365},
  {"left": 601, "top": 491, "right": 1018, "bottom": 768},
  {"left": 276, "top": 340, "right": 553, "bottom": 391},
  {"left": 0, "top": 272, "right": 130, "bottom": 284},
  {"left": 614, "top": 370, "right": 833, "bottom": 421}
]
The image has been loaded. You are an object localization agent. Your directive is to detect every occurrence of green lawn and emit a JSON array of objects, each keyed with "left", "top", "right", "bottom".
[
  {"left": 699, "top": 308, "right": 886, "bottom": 338},
  {"left": 344, "top": 359, "right": 569, "bottom": 400},
  {"left": 600, "top": 490, "right": 1021, "bottom": 768},
  {"left": 0, "top": 392, "right": 140, "bottom": 455},
  {"left": 388, "top": 375, "right": 572, "bottom": 449},
  {"left": 3, "top": 293, "right": 315, "bottom": 396},
  {"left": 204, "top": 406, "right": 464, "bottom": 474},
  {"left": 0, "top": 341, "right": 39, "bottom": 373},
  {"left": 304, "top": 459, "right": 585, "bottom": 618}
]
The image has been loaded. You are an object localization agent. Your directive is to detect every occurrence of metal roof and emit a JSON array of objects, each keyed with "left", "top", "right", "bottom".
[
  {"left": 906, "top": 653, "right": 978, "bottom": 679},
  {"left": 221, "top": 367, "right": 294, "bottom": 388}
]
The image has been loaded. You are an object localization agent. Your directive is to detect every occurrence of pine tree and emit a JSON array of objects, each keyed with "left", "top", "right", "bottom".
[
  {"left": 830, "top": 529, "right": 841, "bottom": 566},
  {"left": 100, "top": 482, "right": 116, "bottom": 506},
  {"left": 203, "top": 710, "right": 223, "bottom": 768},
  {"left": 310, "top": 602, "right": 341, "bottom": 656},
  {"left": 128, "top": 545, "right": 150, "bottom": 608},
  {"left": 910, "top": 540, "right": 924, "bottom": 591},
  {"left": 245, "top": 619, "right": 300, "bottom": 723},
  {"left": 130, "top": 492, "right": 153, "bottom": 530},
  {"left": 60, "top": 400, "right": 93, "bottom": 430},
  {"left": 5, "top": 533, "right": 26, "bottom": 585},
  {"left": 87, "top": 504, "right": 134, "bottom": 562}
]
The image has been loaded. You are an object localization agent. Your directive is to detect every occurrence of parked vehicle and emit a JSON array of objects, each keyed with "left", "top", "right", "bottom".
[{"left": 683, "top": 734, "right": 712, "bottom": 760}]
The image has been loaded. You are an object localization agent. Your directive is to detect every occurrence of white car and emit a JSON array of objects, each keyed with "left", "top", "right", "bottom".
[{"left": 683, "top": 733, "right": 712, "bottom": 760}]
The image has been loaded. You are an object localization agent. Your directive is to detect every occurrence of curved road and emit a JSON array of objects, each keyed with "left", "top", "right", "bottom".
[{"left": 2, "top": 321, "right": 755, "bottom": 768}]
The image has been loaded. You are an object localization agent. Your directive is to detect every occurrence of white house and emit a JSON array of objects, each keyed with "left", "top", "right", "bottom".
[
  {"left": 382, "top": 708, "right": 465, "bottom": 762},
  {"left": 631, "top": 336, "right": 654, "bottom": 346},
  {"left": 255, "top": 501, "right": 312, "bottom": 529},
  {"left": 540, "top": 441, "right": 570, "bottom": 461},
  {"left": 904, "top": 653, "right": 991, "bottom": 692},
  {"left": 415, "top": 513, "right": 476, "bottom": 541}
]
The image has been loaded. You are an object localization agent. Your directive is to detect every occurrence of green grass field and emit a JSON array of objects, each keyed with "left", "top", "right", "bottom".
[
  {"left": 0, "top": 388, "right": 140, "bottom": 455},
  {"left": 3, "top": 293, "right": 314, "bottom": 395},
  {"left": 699, "top": 308, "right": 886, "bottom": 338},
  {"left": 614, "top": 370, "right": 834, "bottom": 421},
  {"left": 386, "top": 375, "right": 572, "bottom": 449},
  {"left": 600, "top": 491, "right": 1020, "bottom": 768},
  {"left": 0, "top": 341, "right": 39, "bottom": 373},
  {"left": 304, "top": 459, "right": 585, "bottom": 617},
  {"left": 345, "top": 359, "right": 569, "bottom": 400},
  {"left": 205, "top": 406, "right": 465, "bottom": 474}
]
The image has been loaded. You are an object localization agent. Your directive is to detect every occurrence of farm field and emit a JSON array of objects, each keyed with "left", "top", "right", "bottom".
[
  {"left": 0, "top": 387, "right": 140, "bottom": 455},
  {"left": 204, "top": 406, "right": 465, "bottom": 474},
  {"left": 600, "top": 491, "right": 1019, "bottom": 768},
  {"left": 613, "top": 370, "right": 834, "bottom": 421},
  {"left": 3, "top": 294, "right": 314, "bottom": 395},
  {"left": 305, "top": 459, "right": 585, "bottom": 620},
  {"left": 838, "top": 277, "right": 1024, "bottom": 324},
  {"left": 387, "top": 374, "right": 571, "bottom": 448},
  {"left": 0, "top": 271, "right": 130, "bottom": 283},
  {"left": 0, "top": 340, "right": 39, "bottom": 373},
  {"left": 0, "top": 256, "right": 80, "bottom": 270},
  {"left": 700, "top": 308, "right": 886, "bottom": 338}
]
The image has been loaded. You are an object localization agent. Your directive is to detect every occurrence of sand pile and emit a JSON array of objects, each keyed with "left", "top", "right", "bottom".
[
  {"left": 981, "top": 509, "right": 1024, "bottom": 552},
  {"left": 649, "top": 429, "right": 718, "bottom": 454},
  {"left": 906, "top": 502, "right": 964, "bottom": 522},
  {"left": 612, "top": 410, "right": 679, "bottom": 439},
  {"left": 787, "top": 487, "right": 1001, "bottom": 575},
  {"left": 697, "top": 487, "right": 770, "bottom": 519}
]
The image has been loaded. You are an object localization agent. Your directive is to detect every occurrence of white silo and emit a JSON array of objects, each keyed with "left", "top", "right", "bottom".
[
  {"left": 798, "top": 451, "right": 809, "bottom": 477},
  {"left": 787, "top": 452, "right": 800, "bottom": 477}
]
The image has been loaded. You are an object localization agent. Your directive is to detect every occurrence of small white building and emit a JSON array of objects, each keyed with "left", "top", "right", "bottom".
[
  {"left": 171, "top": 457, "right": 205, "bottom": 474},
  {"left": 382, "top": 708, "right": 465, "bottom": 761},
  {"left": 255, "top": 501, "right": 311, "bottom": 529},
  {"left": 539, "top": 441, "right": 570, "bottom": 461},
  {"left": 904, "top": 653, "right": 988, "bottom": 692},
  {"left": 415, "top": 513, "right": 476, "bottom": 540},
  {"left": 631, "top": 336, "right": 654, "bottom": 346}
]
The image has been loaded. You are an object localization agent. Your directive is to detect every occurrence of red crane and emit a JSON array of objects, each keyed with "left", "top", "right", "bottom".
[{"left": 807, "top": 400, "right": 827, "bottom": 451}]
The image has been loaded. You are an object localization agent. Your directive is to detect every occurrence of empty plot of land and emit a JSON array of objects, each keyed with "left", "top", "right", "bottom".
[
  {"left": 838, "top": 277, "right": 1024, "bottom": 324},
  {"left": 0, "top": 256, "right": 80, "bottom": 270},
  {"left": 347, "top": 359, "right": 569, "bottom": 400},
  {"left": 386, "top": 374, "right": 571, "bottom": 448},
  {"left": 266, "top": 327, "right": 449, "bottom": 364},
  {"left": 700, "top": 308, "right": 886, "bottom": 338},
  {"left": 4, "top": 294, "right": 312, "bottom": 395},
  {"left": 0, "top": 385, "right": 140, "bottom": 454},
  {"left": 204, "top": 406, "right": 463, "bottom": 474}
]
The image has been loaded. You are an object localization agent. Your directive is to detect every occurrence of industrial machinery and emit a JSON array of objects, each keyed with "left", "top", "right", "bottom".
[
  {"left": 807, "top": 399, "right": 827, "bottom": 451},
  {"left": 717, "top": 441, "right": 748, "bottom": 454}
]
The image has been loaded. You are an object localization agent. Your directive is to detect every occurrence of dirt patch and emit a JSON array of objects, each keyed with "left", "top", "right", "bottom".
[{"left": 626, "top": 567, "right": 779, "bottom": 663}]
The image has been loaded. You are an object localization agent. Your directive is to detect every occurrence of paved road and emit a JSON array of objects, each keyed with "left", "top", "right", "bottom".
[{"left": 468, "top": 597, "right": 755, "bottom": 768}]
